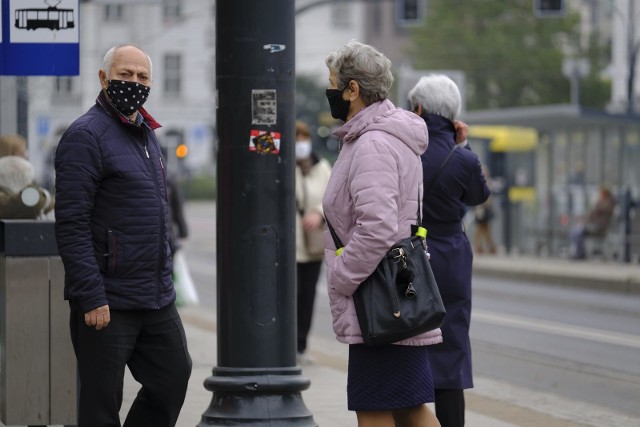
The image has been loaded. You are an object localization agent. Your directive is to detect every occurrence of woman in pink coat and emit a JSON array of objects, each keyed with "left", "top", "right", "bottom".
[{"left": 322, "top": 40, "right": 442, "bottom": 427}]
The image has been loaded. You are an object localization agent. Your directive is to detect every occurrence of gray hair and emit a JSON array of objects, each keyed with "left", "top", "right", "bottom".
[
  {"left": 0, "top": 156, "right": 35, "bottom": 193},
  {"left": 325, "top": 40, "right": 394, "bottom": 106},
  {"left": 102, "top": 44, "right": 153, "bottom": 78},
  {"left": 408, "top": 74, "right": 461, "bottom": 121}
]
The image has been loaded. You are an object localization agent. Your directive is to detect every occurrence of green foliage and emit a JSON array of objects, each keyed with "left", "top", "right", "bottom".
[
  {"left": 578, "top": 32, "right": 612, "bottom": 109},
  {"left": 296, "top": 75, "right": 341, "bottom": 162},
  {"left": 296, "top": 75, "right": 330, "bottom": 126},
  {"left": 409, "top": 0, "right": 609, "bottom": 109},
  {"left": 179, "top": 174, "right": 216, "bottom": 200}
]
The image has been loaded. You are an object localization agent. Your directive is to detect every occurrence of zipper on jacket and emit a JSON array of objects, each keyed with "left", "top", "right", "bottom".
[
  {"left": 142, "top": 129, "right": 165, "bottom": 308},
  {"left": 105, "top": 229, "right": 116, "bottom": 273},
  {"left": 159, "top": 156, "right": 168, "bottom": 201}
]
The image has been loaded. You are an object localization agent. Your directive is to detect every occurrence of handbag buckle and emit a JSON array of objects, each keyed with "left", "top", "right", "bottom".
[
  {"left": 404, "top": 283, "right": 417, "bottom": 298},
  {"left": 390, "top": 248, "right": 408, "bottom": 270},
  {"left": 395, "top": 250, "right": 416, "bottom": 298}
]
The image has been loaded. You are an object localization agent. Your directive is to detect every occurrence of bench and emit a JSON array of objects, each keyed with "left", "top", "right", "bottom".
[{"left": 525, "top": 226, "right": 570, "bottom": 256}]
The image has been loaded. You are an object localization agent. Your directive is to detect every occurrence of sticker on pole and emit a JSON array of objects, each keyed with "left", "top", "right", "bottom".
[
  {"left": 249, "top": 130, "right": 280, "bottom": 155},
  {"left": 251, "top": 89, "right": 277, "bottom": 125}
]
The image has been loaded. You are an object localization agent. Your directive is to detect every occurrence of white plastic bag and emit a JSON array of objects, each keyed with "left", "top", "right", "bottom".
[{"left": 173, "top": 250, "right": 199, "bottom": 306}]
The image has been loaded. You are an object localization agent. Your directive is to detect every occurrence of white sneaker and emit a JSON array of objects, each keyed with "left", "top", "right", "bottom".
[{"left": 296, "top": 352, "right": 315, "bottom": 366}]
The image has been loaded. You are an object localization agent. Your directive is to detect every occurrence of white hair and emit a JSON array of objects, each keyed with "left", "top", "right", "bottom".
[
  {"left": 102, "top": 44, "right": 153, "bottom": 78},
  {"left": 408, "top": 74, "right": 461, "bottom": 121},
  {"left": 0, "top": 156, "right": 35, "bottom": 193}
]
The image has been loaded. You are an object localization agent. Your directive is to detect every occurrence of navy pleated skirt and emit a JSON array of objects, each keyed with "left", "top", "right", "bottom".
[{"left": 347, "top": 344, "right": 434, "bottom": 411}]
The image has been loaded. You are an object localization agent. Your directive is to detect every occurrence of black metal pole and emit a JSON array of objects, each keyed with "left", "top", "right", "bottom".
[
  {"left": 17, "top": 77, "right": 29, "bottom": 140},
  {"left": 623, "top": 188, "right": 633, "bottom": 263},
  {"left": 626, "top": 0, "right": 637, "bottom": 114},
  {"left": 198, "top": 0, "right": 316, "bottom": 425}
]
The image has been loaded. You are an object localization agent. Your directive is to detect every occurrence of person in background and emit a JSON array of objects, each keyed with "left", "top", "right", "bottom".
[
  {"left": 473, "top": 165, "right": 497, "bottom": 254},
  {"left": 54, "top": 44, "right": 192, "bottom": 427},
  {"left": 161, "top": 145, "right": 198, "bottom": 306},
  {"left": 0, "top": 134, "right": 28, "bottom": 158},
  {"left": 322, "top": 40, "right": 442, "bottom": 427},
  {"left": 0, "top": 134, "right": 54, "bottom": 219},
  {"left": 570, "top": 186, "right": 616, "bottom": 260},
  {"left": 161, "top": 147, "right": 189, "bottom": 258},
  {"left": 409, "top": 74, "right": 491, "bottom": 427},
  {"left": 295, "top": 120, "right": 332, "bottom": 365}
]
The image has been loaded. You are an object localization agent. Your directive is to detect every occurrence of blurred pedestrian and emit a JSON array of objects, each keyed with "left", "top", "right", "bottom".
[
  {"left": 54, "top": 44, "right": 191, "bottom": 427},
  {"left": 409, "top": 74, "right": 491, "bottom": 427},
  {"left": 0, "top": 156, "right": 54, "bottom": 219},
  {"left": 473, "top": 165, "right": 497, "bottom": 254},
  {"left": 322, "top": 40, "right": 442, "bottom": 427},
  {"left": 0, "top": 134, "right": 28, "bottom": 158},
  {"left": 295, "top": 120, "right": 332, "bottom": 365},
  {"left": 570, "top": 186, "right": 616, "bottom": 260},
  {"left": 161, "top": 146, "right": 198, "bottom": 306},
  {"left": 0, "top": 134, "right": 54, "bottom": 219}
]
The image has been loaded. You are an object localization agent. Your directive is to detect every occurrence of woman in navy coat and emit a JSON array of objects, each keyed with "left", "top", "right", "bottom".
[{"left": 409, "top": 74, "right": 491, "bottom": 427}]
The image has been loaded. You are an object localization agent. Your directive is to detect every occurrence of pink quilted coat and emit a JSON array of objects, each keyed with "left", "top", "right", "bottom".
[{"left": 322, "top": 99, "right": 443, "bottom": 346}]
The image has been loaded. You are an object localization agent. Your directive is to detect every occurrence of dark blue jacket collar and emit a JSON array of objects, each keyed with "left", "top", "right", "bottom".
[{"left": 96, "top": 90, "right": 161, "bottom": 130}]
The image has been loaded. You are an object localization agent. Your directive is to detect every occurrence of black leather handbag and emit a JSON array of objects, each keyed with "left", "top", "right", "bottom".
[{"left": 326, "top": 206, "right": 446, "bottom": 346}]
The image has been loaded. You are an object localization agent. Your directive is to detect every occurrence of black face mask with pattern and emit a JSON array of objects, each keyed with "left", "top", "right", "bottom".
[
  {"left": 106, "top": 80, "right": 150, "bottom": 116},
  {"left": 325, "top": 87, "right": 351, "bottom": 122}
]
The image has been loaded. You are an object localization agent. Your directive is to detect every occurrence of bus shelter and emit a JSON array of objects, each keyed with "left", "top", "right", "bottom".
[{"left": 465, "top": 104, "right": 640, "bottom": 262}]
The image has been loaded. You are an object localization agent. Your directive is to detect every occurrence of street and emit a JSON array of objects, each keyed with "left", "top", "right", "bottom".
[{"left": 182, "top": 201, "right": 640, "bottom": 426}]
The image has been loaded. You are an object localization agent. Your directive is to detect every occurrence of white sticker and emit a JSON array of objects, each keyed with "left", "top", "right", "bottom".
[{"left": 251, "top": 89, "right": 277, "bottom": 125}]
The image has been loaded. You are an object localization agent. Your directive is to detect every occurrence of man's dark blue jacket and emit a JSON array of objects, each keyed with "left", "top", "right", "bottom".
[{"left": 55, "top": 92, "right": 175, "bottom": 313}]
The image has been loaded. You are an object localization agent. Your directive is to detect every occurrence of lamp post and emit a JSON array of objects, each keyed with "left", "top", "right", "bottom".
[
  {"left": 538, "top": 0, "right": 640, "bottom": 113},
  {"left": 562, "top": 58, "right": 590, "bottom": 105},
  {"left": 623, "top": 0, "right": 638, "bottom": 112},
  {"left": 601, "top": 0, "right": 639, "bottom": 113},
  {"left": 198, "top": 0, "right": 316, "bottom": 425}
]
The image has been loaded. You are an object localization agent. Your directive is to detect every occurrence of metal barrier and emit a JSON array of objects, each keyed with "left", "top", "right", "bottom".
[{"left": 0, "top": 220, "right": 76, "bottom": 426}]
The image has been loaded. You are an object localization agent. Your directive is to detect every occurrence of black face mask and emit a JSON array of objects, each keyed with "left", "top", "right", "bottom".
[
  {"left": 326, "top": 87, "right": 351, "bottom": 122},
  {"left": 106, "top": 80, "right": 150, "bottom": 116}
]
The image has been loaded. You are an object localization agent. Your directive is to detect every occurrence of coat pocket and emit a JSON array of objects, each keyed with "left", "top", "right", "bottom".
[{"left": 102, "top": 229, "right": 118, "bottom": 275}]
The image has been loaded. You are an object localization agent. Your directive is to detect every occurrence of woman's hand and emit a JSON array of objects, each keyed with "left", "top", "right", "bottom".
[
  {"left": 453, "top": 120, "right": 469, "bottom": 144},
  {"left": 303, "top": 211, "right": 324, "bottom": 231}
]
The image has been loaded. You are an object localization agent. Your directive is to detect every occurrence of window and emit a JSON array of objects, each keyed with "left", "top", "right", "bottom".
[
  {"left": 163, "top": 0, "right": 181, "bottom": 20},
  {"left": 164, "top": 53, "right": 182, "bottom": 96},
  {"left": 331, "top": 3, "right": 350, "bottom": 29},
  {"left": 55, "top": 77, "right": 74, "bottom": 95},
  {"left": 534, "top": 0, "right": 565, "bottom": 18},
  {"left": 396, "top": 0, "right": 424, "bottom": 28},
  {"left": 104, "top": 5, "right": 123, "bottom": 22}
]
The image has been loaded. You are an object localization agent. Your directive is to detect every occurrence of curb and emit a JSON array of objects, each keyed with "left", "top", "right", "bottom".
[{"left": 473, "top": 255, "right": 640, "bottom": 295}]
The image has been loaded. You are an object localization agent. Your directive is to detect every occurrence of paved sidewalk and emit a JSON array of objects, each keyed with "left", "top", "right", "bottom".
[
  {"left": 121, "top": 306, "right": 519, "bottom": 427},
  {"left": 120, "top": 305, "right": 638, "bottom": 427}
]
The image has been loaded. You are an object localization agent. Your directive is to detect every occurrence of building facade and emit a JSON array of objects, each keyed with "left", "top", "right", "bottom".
[{"left": 25, "top": 0, "right": 367, "bottom": 186}]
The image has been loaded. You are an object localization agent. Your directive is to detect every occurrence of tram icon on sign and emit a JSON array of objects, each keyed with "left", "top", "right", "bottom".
[{"left": 14, "top": 0, "right": 75, "bottom": 31}]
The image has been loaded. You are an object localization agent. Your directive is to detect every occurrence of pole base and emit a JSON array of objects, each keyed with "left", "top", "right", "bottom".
[{"left": 198, "top": 367, "right": 317, "bottom": 427}]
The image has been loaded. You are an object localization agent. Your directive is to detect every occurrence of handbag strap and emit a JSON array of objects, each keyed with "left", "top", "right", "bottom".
[
  {"left": 325, "top": 146, "right": 459, "bottom": 250},
  {"left": 325, "top": 215, "right": 344, "bottom": 249},
  {"left": 416, "top": 145, "right": 456, "bottom": 228},
  {"left": 423, "top": 144, "right": 458, "bottom": 197}
]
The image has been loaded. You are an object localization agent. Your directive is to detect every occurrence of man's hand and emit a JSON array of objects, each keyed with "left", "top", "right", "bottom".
[{"left": 84, "top": 305, "right": 111, "bottom": 330}]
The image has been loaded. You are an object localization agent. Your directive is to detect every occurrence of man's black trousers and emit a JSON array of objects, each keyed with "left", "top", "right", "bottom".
[{"left": 70, "top": 302, "right": 192, "bottom": 427}]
